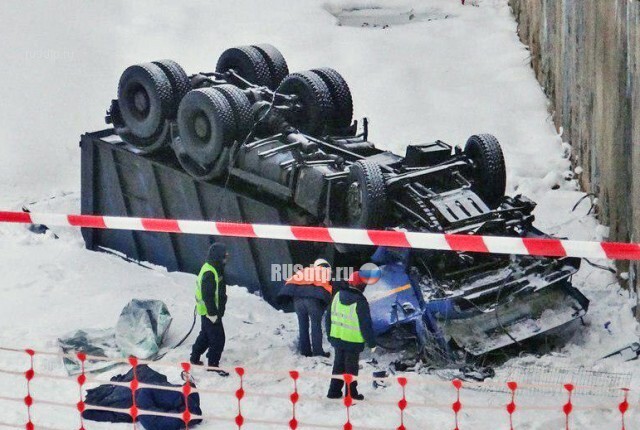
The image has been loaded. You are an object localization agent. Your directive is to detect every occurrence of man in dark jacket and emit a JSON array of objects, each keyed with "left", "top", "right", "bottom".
[
  {"left": 326, "top": 271, "right": 376, "bottom": 400},
  {"left": 278, "top": 259, "right": 333, "bottom": 357},
  {"left": 190, "top": 242, "right": 229, "bottom": 376}
]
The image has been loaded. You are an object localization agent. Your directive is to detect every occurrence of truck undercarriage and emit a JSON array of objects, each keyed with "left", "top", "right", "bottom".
[{"left": 89, "top": 44, "right": 589, "bottom": 363}]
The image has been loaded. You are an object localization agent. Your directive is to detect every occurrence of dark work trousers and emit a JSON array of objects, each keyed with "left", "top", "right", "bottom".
[
  {"left": 328, "top": 347, "right": 360, "bottom": 397},
  {"left": 293, "top": 297, "right": 327, "bottom": 356},
  {"left": 191, "top": 316, "right": 226, "bottom": 366}
]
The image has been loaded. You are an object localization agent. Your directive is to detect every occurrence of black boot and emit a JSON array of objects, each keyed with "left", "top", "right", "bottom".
[
  {"left": 351, "top": 392, "right": 365, "bottom": 401},
  {"left": 327, "top": 378, "right": 344, "bottom": 399},
  {"left": 347, "top": 383, "right": 364, "bottom": 401},
  {"left": 190, "top": 357, "right": 203, "bottom": 366}
]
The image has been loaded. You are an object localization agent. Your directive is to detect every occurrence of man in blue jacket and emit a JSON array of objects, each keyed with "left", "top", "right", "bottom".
[
  {"left": 326, "top": 271, "right": 376, "bottom": 400},
  {"left": 190, "top": 242, "right": 229, "bottom": 376}
]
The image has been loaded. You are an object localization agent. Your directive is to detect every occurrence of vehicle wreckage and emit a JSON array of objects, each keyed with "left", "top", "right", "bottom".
[{"left": 80, "top": 44, "right": 589, "bottom": 364}]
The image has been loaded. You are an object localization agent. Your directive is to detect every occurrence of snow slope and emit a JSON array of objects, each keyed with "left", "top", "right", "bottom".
[{"left": 0, "top": 0, "right": 638, "bottom": 428}]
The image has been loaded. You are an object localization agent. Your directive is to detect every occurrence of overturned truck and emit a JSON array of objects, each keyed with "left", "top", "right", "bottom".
[{"left": 81, "top": 44, "right": 589, "bottom": 364}]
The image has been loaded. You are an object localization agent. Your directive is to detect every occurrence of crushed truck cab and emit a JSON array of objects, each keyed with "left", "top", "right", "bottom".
[
  {"left": 84, "top": 44, "right": 589, "bottom": 364},
  {"left": 365, "top": 248, "right": 587, "bottom": 360}
]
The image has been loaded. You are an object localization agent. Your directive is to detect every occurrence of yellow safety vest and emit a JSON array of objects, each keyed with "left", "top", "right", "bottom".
[
  {"left": 195, "top": 263, "right": 220, "bottom": 316},
  {"left": 330, "top": 292, "right": 365, "bottom": 344}
]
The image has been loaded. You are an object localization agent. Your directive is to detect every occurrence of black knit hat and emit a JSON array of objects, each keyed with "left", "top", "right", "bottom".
[{"left": 207, "top": 242, "right": 227, "bottom": 265}]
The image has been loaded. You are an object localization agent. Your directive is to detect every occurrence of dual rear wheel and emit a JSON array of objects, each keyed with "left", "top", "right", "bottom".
[
  {"left": 216, "top": 44, "right": 289, "bottom": 90},
  {"left": 115, "top": 61, "right": 190, "bottom": 153},
  {"left": 173, "top": 85, "right": 253, "bottom": 179},
  {"left": 276, "top": 67, "right": 353, "bottom": 136}
]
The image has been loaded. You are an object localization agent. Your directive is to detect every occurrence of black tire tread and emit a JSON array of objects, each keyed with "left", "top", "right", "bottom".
[
  {"left": 117, "top": 62, "right": 173, "bottom": 138},
  {"left": 311, "top": 67, "right": 353, "bottom": 130},
  {"left": 192, "top": 88, "right": 236, "bottom": 148},
  {"left": 152, "top": 59, "right": 191, "bottom": 117},
  {"left": 464, "top": 134, "right": 506, "bottom": 207},
  {"left": 177, "top": 88, "right": 236, "bottom": 167},
  {"left": 277, "top": 71, "right": 333, "bottom": 135},
  {"left": 252, "top": 44, "right": 289, "bottom": 90},
  {"left": 216, "top": 46, "right": 272, "bottom": 88},
  {"left": 348, "top": 159, "right": 387, "bottom": 228},
  {"left": 211, "top": 84, "right": 252, "bottom": 142}
]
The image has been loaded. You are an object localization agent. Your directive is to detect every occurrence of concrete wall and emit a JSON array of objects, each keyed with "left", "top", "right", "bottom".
[{"left": 509, "top": 0, "right": 640, "bottom": 298}]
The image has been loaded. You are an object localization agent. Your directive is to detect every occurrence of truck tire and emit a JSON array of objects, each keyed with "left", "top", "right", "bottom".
[
  {"left": 252, "top": 44, "right": 289, "bottom": 90},
  {"left": 177, "top": 88, "right": 237, "bottom": 169},
  {"left": 212, "top": 85, "right": 252, "bottom": 143},
  {"left": 216, "top": 46, "right": 272, "bottom": 88},
  {"left": 464, "top": 134, "right": 506, "bottom": 208},
  {"left": 116, "top": 125, "right": 171, "bottom": 155},
  {"left": 311, "top": 68, "right": 353, "bottom": 131},
  {"left": 152, "top": 59, "right": 191, "bottom": 118},
  {"left": 277, "top": 71, "right": 333, "bottom": 136},
  {"left": 117, "top": 63, "right": 173, "bottom": 139},
  {"left": 345, "top": 159, "right": 387, "bottom": 228}
]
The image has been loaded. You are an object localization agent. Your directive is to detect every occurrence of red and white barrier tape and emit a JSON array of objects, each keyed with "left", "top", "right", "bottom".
[{"left": 1, "top": 210, "right": 639, "bottom": 261}]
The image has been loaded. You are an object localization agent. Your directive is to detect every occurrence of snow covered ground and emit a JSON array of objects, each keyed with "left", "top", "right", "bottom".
[{"left": 0, "top": 0, "right": 638, "bottom": 428}]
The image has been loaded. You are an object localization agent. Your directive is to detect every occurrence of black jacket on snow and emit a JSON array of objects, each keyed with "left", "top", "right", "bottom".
[
  {"left": 202, "top": 243, "right": 227, "bottom": 319},
  {"left": 326, "top": 285, "right": 376, "bottom": 352}
]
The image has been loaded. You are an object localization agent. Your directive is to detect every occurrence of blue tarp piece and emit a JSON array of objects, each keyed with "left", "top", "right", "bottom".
[{"left": 83, "top": 365, "right": 202, "bottom": 430}]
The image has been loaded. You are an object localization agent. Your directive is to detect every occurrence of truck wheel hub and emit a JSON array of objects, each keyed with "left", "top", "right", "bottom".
[
  {"left": 133, "top": 89, "right": 149, "bottom": 115},
  {"left": 346, "top": 182, "right": 363, "bottom": 221},
  {"left": 193, "top": 113, "right": 211, "bottom": 141}
]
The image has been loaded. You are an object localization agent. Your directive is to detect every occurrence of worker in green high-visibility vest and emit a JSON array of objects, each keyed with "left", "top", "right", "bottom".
[
  {"left": 326, "top": 271, "right": 376, "bottom": 400},
  {"left": 190, "top": 242, "right": 229, "bottom": 376}
]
